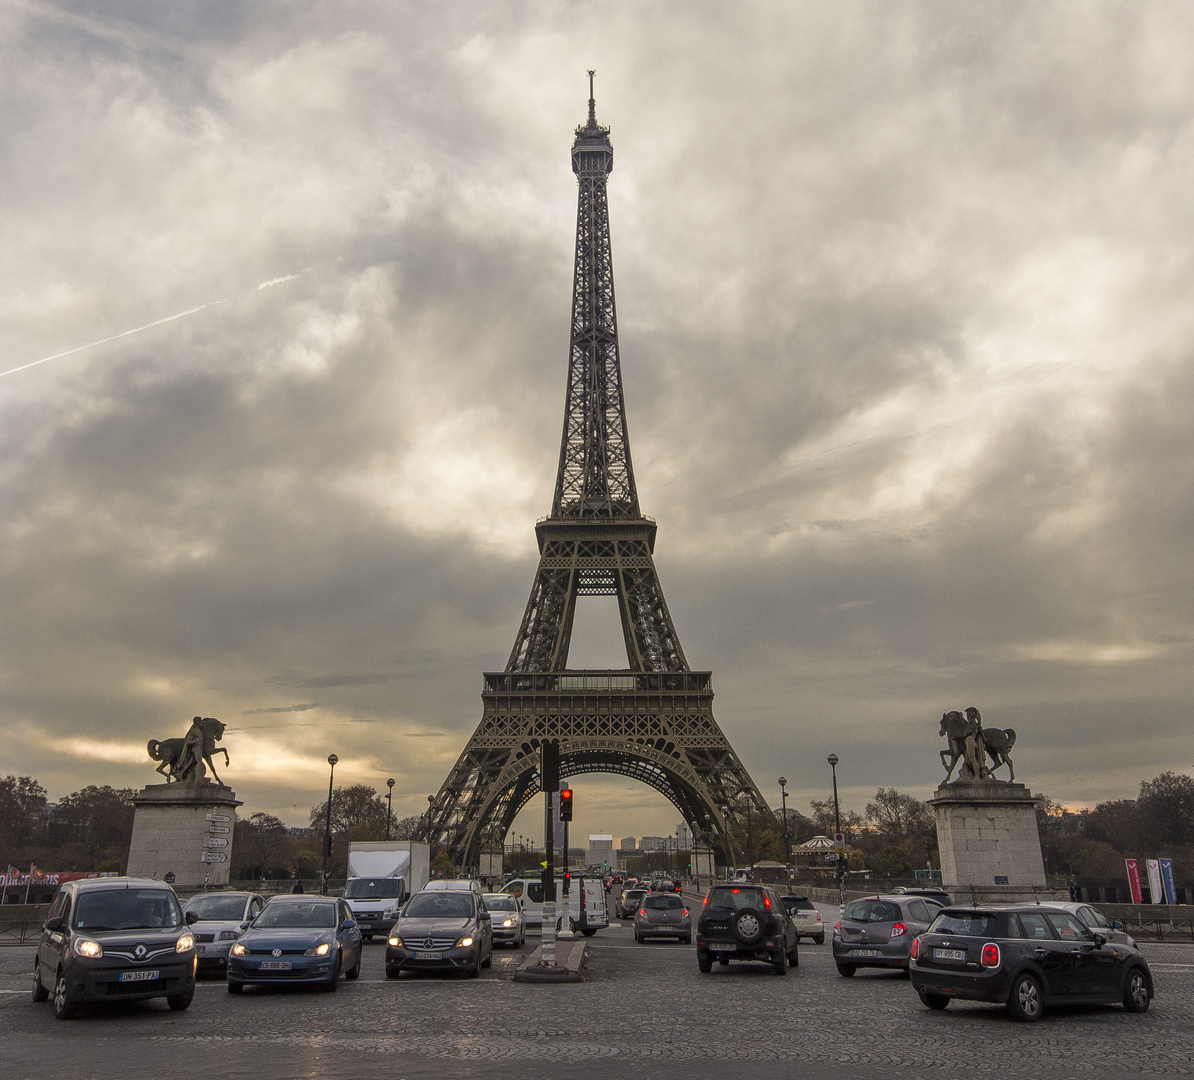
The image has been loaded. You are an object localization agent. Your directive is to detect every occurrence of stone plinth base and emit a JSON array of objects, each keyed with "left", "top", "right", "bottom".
[
  {"left": 929, "top": 780, "right": 1052, "bottom": 903},
  {"left": 126, "top": 782, "right": 242, "bottom": 893}
]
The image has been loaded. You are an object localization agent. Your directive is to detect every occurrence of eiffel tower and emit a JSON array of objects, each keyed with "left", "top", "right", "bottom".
[{"left": 419, "top": 75, "right": 773, "bottom": 867}]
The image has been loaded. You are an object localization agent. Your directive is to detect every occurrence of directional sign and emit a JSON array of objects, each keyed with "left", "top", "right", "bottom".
[
  {"left": 206, "top": 814, "right": 231, "bottom": 823},
  {"left": 208, "top": 826, "right": 230, "bottom": 834},
  {"left": 201, "top": 852, "right": 228, "bottom": 863},
  {"left": 205, "top": 838, "right": 229, "bottom": 848}
]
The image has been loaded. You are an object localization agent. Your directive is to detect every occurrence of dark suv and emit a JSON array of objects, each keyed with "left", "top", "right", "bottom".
[
  {"left": 32, "top": 877, "right": 198, "bottom": 1019},
  {"left": 696, "top": 884, "right": 799, "bottom": 975}
]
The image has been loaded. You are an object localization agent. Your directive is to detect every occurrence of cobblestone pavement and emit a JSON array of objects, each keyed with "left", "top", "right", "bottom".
[{"left": 0, "top": 896, "right": 1190, "bottom": 1080}]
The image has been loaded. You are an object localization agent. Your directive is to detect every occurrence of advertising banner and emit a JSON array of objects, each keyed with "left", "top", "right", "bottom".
[
  {"left": 1145, "top": 859, "right": 1164, "bottom": 905},
  {"left": 0, "top": 869, "right": 116, "bottom": 887},
  {"left": 1159, "top": 858, "right": 1178, "bottom": 904},
  {"left": 1125, "top": 859, "right": 1143, "bottom": 904}
]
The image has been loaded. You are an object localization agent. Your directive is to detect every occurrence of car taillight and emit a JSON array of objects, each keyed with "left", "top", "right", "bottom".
[
  {"left": 890, "top": 922, "right": 908, "bottom": 938},
  {"left": 763, "top": 894, "right": 771, "bottom": 909},
  {"left": 702, "top": 895, "right": 709, "bottom": 908},
  {"left": 981, "top": 943, "right": 1000, "bottom": 968},
  {"left": 682, "top": 910, "right": 688, "bottom": 917},
  {"left": 814, "top": 914, "right": 821, "bottom": 922},
  {"left": 833, "top": 922, "right": 841, "bottom": 934},
  {"left": 910, "top": 936, "right": 920, "bottom": 960},
  {"left": 639, "top": 909, "right": 647, "bottom": 917}
]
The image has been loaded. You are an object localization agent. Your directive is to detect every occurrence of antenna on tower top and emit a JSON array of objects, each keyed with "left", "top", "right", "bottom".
[{"left": 587, "top": 69, "right": 596, "bottom": 126}]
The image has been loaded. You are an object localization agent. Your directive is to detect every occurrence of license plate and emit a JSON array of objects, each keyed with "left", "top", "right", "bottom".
[
  {"left": 709, "top": 943, "right": 736, "bottom": 952},
  {"left": 850, "top": 949, "right": 880, "bottom": 957},
  {"left": 933, "top": 947, "right": 966, "bottom": 961},
  {"left": 260, "top": 961, "right": 291, "bottom": 970},
  {"left": 118, "top": 970, "right": 160, "bottom": 982},
  {"left": 415, "top": 951, "right": 443, "bottom": 960}
]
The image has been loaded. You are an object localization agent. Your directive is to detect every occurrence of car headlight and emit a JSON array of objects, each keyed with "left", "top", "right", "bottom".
[
  {"left": 501, "top": 919, "right": 515, "bottom": 928},
  {"left": 388, "top": 935, "right": 403, "bottom": 947},
  {"left": 218, "top": 930, "right": 239, "bottom": 941},
  {"left": 175, "top": 933, "right": 195, "bottom": 953},
  {"left": 73, "top": 937, "right": 102, "bottom": 958},
  {"left": 457, "top": 936, "right": 474, "bottom": 948},
  {"left": 231, "top": 942, "right": 248, "bottom": 956},
  {"left": 305, "top": 942, "right": 331, "bottom": 957},
  {"left": 382, "top": 909, "right": 395, "bottom": 919}
]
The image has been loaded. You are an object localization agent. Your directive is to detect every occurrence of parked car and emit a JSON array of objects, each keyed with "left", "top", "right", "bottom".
[
  {"left": 832, "top": 895, "right": 936, "bottom": 976},
  {"left": 32, "top": 877, "right": 197, "bottom": 1019},
  {"left": 891, "top": 887, "right": 953, "bottom": 908},
  {"left": 779, "top": 895, "right": 824, "bottom": 944},
  {"left": 1039, "top": 902, "right": 1136, "bottom": 948},
  {"left": 181, "top": 892, "right": 264, "bottom": 973},
  {"left": 696, "top": 884, "right": 799, "bottom": 975},
  {"left": 910, "top": 905, "right": 1153, "bottom": 1022},
  {"left": 227, "top": 896, "right": 362, "bottom": 993},
  {"left": 619, "top": 887, "right": 648, "bottom": 919},
  {"left": 483, "top": 892, "right": 526, "bottom": 948},
  {"left": 386, "top": 888, "right": 493, "bottom": 977},
  {"left": 634, "top": 892, "right": 691, "bottom": 943}
]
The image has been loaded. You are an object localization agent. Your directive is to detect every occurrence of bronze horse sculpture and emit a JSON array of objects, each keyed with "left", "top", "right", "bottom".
[
  {"left": 939, "top": 706, "right": 1016, "bottom": 782},
  {"left": 147, "top": 717, "right": 229, "bottom": 783},
  {"left": 967, "top": 706, "right": 1017, "bottom": 781}
]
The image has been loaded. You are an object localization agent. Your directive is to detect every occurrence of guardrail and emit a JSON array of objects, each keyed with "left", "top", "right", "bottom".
[
  {"left": 0, "top": 922, "right": 40, "bottom": 946},
  {"left": 1119, "top": 918, "right": 1194, "bottom": 943}
]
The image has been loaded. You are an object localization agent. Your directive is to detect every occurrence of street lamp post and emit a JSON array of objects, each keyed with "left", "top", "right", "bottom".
[
  {"left": 321, "top": 753, "right": 338, "bottom": 896},
  {"left": 385, "top": 777, "right": 395, "bottom": 841},
  {"left": 828, "top": 754, "right": 844, "bottom": 912},
  {"left": 778, "top": 777, "right": 791, "bottom": 889}
]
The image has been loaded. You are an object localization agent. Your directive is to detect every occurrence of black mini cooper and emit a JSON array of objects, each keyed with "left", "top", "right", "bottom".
[
  {"left": 910, "top": 905, "right": 1153, "bottom": 1022},
  {"left": 32, "top": 877, "right": 198, "bottom": 1019}
]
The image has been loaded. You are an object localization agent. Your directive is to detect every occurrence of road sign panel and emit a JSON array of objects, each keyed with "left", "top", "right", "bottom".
[
  {"left": 208, "top": 826, "right": 230, "bottom": 834},
  {"left": 201, "top": 852, "right": 228, "bottom": 863},
  {"left": 206, "top": 814, "right": 231, "bottom": 822},
  {"left": 205, "top": 838, "right": 229, "bottom": 848}
]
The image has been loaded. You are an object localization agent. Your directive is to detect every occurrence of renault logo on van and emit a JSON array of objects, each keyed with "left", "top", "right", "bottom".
[{"left": 134, "top": 944, "right": 147, "bottom": 959}]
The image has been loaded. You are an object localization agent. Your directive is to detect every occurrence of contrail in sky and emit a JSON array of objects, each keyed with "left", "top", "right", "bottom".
[{"left": 0, "top": 268, "right": 314, "bottom": 379}]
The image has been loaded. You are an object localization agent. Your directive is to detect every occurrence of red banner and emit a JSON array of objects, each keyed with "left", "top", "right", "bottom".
[
  {"left": 1, "top": 869, "right": 117, "bottom": 887},
  {"left": 1125, "top": 858, "right": 1143, "bottom": 904}
]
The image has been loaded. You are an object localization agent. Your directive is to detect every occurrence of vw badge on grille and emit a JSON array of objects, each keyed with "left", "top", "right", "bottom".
[
  {"left": 272, "top": 948, "right": 282, "bottom": 958},
  {"left": 134, "top": 944, "right": 147, "bottom": 959}
]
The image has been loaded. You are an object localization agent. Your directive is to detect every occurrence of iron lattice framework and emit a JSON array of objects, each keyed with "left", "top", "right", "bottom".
[{"left": 419, "top": 78, "right": 773, "bottom": 867}]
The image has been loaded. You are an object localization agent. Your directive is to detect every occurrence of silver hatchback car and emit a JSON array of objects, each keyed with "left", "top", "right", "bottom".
[
  {"left": 483, "top": 893, "right": 526, "bottom": 948},
  {"left": 633, "top": 892, "right": 691, "bottom": 943},
  {"left": 181, "top": 892, "right": 265, "bottom": 974},
  {"left": 832, "top": 895, "right": 937, "bottom": 976}
]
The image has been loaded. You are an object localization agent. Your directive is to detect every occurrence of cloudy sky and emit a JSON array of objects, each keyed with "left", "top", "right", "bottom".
[{"left": 3, "top": 1, "right": 1193, "bottom": 844}]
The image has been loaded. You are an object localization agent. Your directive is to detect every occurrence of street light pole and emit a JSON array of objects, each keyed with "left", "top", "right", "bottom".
[
  {"left": 385, "top": 777, "right": 395, "bottom": 841},
  {"left": 321, "top": 753, "right": 338, "bottom": 896},
  {"left": 778, "top": 777, "right": 790, "bottom": 890},
  {"left": 828, "top": 753, "right": 844, "bottom": 913}
]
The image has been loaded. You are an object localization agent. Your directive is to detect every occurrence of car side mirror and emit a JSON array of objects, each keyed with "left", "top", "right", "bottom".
[
  {"left": 239, "top": 922, "right": 251, "bottom": 931},
  {"left": 44, "top": 916, "right": 63, "bottom": 932},
  {"left": 342, "top": 919, "right": 355, "bottom": 930},
  {"left": 1093, "top": 934, "right": 1107, "bottom": 948},
  {"left": 184, "top": 910, "right": 200, "bottom": 925},
  {"left": 1112, "top": 920, "right": 1123, "bottom": 930}
]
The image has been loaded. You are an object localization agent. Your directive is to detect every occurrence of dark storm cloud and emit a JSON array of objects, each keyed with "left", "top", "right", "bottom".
[{"left": 2, "top": 1, "right": 1192, "bottom": 837}]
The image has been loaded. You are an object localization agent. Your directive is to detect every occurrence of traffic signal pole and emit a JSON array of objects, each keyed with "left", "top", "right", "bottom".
[{"left": 540, "top": 740, "right": 560, "bottom": 967}]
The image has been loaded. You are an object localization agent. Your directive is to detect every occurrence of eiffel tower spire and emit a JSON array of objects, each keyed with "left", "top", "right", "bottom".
[{"left": 418, "top": 78, "right": 772, "bottom": 867}]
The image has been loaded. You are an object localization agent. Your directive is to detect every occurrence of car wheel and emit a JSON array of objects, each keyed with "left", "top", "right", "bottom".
[
  {"left": 345, "top": 948, "right": 362, "bottom": 981},
  {"left": 773, "top": 955, "right": 787, "bottom": 976},
  {"left": 681, "top": 935, "right": 692, "bottom": 945},
  {"left": 1007, "top": 972, "right": 1044, "bottom": 1022},
  {"left": 919, "top": 990, "right": 949, "bottom": 1010},
  {"left": 582, "top": 929, "right": 597, "bottom": 937},
  {"left": 482, "top": 948, "right": 492, "bottom": 969},
  {"left": 167, "top": 988, "right": 194, "bottom": 1011},
  {"left": 362, "top": 934, "right": 372, "bottom": 942},
  {"left": 814, "top": 934, "right": 825, "bottom": 945},
  {"left": 467, "top": 962, "right": 480, "bottom": 978},
  {"left": 323, "top": 952, "right": 341, "bottom": 993},
  {"left": 31, "top": 962, "right": 49, "bottom": 1003},
  {"left": 227, "top": 981, "right": 244, "bottom": 994},
  {"left": 52, "top": 973, "right": 75, "bottom": 1020},
  {"left": 836, "top": 962, "right": 857, "bottom": 978},
  {"left": 731, "top": 908, "right": 766, "bottom": 947},
  {"left": 1123, "top": 968, "right": 1151, "bottom": 1013},
  {"left": 698, "top": 955, "right": 712, "bottom": 973},
  {"left": 787, "top": 945, "right": 799, "bottom": 968}
]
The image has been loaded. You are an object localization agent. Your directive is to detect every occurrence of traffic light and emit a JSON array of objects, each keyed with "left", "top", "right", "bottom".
[
  {"left": 559, "top": 787, "right": 574, "bottom": 821},
  {"left": 562, "top": 871, "right": 572, "bottom": 894},
  {"left": 541, "top": 739, "right": 559, "bottom": 792}
]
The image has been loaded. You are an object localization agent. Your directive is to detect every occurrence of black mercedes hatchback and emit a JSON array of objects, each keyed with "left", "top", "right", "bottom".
[
  {"left": 910, "top": 905, "right": 1153, "bottom": 1022},
  {"left": 32, "top": 877, "right": 197, "bottom": 1019}
]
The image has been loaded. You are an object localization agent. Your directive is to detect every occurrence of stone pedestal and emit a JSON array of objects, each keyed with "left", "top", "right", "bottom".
[
  {"left": 929, "top": 780, "right": 1061, "bottom": 905},
  {"left": 126, "top": 781, "right": 242, "bottom": 893}
]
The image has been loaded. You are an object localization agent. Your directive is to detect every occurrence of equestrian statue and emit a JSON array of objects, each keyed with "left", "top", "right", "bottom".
[
  {"left": 939, "top": 706, "right": 1016, "bottom": 783},
  {"left": 147, "top": 716, "right": 230, "bottom": 784}
]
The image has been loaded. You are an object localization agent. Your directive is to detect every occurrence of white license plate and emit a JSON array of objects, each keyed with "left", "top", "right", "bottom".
[
  {"left": 850, "top": 949, "right": 880, "bottom": 957},
  {"left": 259, "top": 961, "right": 291, "bottom": 970},
  {"left": 415, "top": 951, "right": 443, "bottom": 960},
  {"left": 933, "top": 947, "right": 966, "bottom": 961},
  {"left": 709, "top": 943, "right": 736, "bottom": 952},
  {"left": 118, "top": 970, "right": 160, "bottom": 982}
]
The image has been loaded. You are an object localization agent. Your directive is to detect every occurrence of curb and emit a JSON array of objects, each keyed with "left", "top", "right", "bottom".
[{"left": 513, "top": 938, "right": 586, "bottom": 983}]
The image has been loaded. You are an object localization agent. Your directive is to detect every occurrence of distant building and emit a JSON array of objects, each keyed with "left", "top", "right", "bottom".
[
  {"left": 619, "top": 836, "right": 637, "bottom": 851},
  {"left": 587, "top": 834, "right": 614, "bottom": 868},
  {"left": 675, "top": 822, "right": 692, "bottom": 849},
  {"left": 638, "top": 835, "right": 669, "bottom": 851}
]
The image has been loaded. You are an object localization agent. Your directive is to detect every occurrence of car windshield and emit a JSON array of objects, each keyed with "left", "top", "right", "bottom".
[
  {"left": 254, "top": 902, "right": 336, "bottom": 928},
  {"left": 74, "top": 889, "right": 182, "bottom": 931},
  {"left": 625, "top": 890, "right": 646, "bottom": 901},
  {"left": 929, "top": 912, "right": 998, "bottom": 937},
  {"left": 708, "top": 888, "right": 764, "bottom": 910},
  {"left": 344, "top": 878, "right": 402, "bottom": 899},
  {"left": 404, "top": 893, "right": 473, "bottom": 919},
  {"left": 183, "top": 894, "right": 247, "bottom": 921},
  {"left": 843, "top": 900, "right": 900, "bottom": 923},
  {"left": 782, "top": 897, "right": 815, "bottom": 911},
  {"left": 485, "top": 897, "right": 517, "bottom": 912},
  {"left": 644, "top": 895, "right": 683, "bottom": 910}
]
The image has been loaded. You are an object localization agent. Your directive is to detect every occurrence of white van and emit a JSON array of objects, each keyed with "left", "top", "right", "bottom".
[{"left": 501, "top": 875, "right": 608, "bottom": 936}]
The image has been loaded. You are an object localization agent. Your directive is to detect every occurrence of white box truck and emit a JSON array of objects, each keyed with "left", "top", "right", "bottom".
[{"left": 345, "top": 841, "right": 430, "bottom": 939}]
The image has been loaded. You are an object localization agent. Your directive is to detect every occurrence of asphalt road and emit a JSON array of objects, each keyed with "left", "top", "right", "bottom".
[{"left": 1, "top": 895, "right": 1190, "bottom": 1080}]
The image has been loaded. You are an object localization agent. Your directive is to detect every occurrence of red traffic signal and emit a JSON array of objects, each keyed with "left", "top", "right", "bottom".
[{"left": 559, "top": 788, "right": 574, "bottom": 822}]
